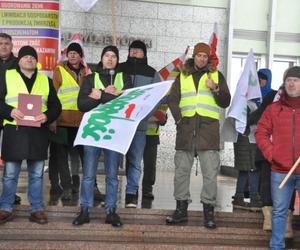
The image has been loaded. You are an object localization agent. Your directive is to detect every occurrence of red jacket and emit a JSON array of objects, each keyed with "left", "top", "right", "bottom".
[{"left": 255, "top": 94, "right": 300, "bottom": 174}]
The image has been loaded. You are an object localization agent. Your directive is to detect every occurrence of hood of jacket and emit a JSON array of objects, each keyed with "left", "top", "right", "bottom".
[{"left": 258, "top": 68, "right": 272, "bottom": 98}]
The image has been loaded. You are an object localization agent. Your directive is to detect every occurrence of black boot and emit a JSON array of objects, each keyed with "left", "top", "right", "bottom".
[
  {"left": 72, "top": 175, "right": 80, "bottom": 193},
  {"left": 105, "top": 208, "right": 123, "bottom": 227},
  {"left": 232, "top": 193, "right": 248, "bottom": 209},
  {"left": 166, "top": 200, "right": 188, "bottom": 224},
  {"left": 203, "top": 203, "right": 216, "bottom": 229},
  {"left": 249, "top": 194, "right": 263, "bottom": 211},
  {"left": 72, "top": 207, "right": 90, "bottom": 226}
]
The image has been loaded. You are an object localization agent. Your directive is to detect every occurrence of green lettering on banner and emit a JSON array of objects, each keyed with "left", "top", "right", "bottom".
[{"left": 82, "top": 87, "right": 153, "bottom": 141}]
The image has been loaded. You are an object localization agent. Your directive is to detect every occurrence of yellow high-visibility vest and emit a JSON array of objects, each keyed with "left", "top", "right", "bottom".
[
  {"left": 57, "top": 66, "right": 80, "bottom": 110},
  {"left": 179, "top": 71, "right": 220, "bottom": 119},
  {"left": 94, "top": 72, "right": 124, "bottom": 91},
  {"left": 4, "top": 69, "right": 49, "bottom": 126}
]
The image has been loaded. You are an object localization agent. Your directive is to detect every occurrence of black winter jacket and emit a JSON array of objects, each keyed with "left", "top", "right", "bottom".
[
  {"left": 78, "top": 67, "right": 132, "bottom": 112},
  {"left": 0, "top": 67, "right": 61, "bottom": 161}
]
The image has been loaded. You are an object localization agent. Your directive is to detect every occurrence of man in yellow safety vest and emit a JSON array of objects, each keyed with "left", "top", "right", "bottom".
[
  {"left": 0, "top": 45, "right": 61, "bottom": 224},
  {"left": 166, "top": 42, "right": 231, "bottom": 229}
]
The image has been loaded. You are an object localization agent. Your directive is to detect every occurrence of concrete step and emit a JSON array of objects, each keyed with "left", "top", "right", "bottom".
[{"left": 0, "top": 205, "right": 299, "bottom": 250}]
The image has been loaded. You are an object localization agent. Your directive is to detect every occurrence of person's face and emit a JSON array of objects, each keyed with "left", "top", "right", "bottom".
[
  {"left": 259, "top": 78, "right": 267, "bottom": 87},
  {"left": 285, "top": 77, "right": 300, "bottom": 97},
  {"left": 194, "top": 52, "right": 209, "bottom": 69},
  {"left": 129, "top": 48, "right": 144, "bottom": 59},
  {"left": 18, "top": 55, "right": 37, "bottom": 71},
  {"left": 67, "top": 51, "right": 81, "bottom": 66},
  {"left": 0, "top": 37, "right": 13, "bottom": 60},
  {"left": 102, "top": 51, "right": 117, "bottom": 69}
]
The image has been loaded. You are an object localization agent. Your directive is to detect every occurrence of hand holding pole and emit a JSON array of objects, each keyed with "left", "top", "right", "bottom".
[{"left": 278, "top": 156, "right": 300, "bottom": 189}]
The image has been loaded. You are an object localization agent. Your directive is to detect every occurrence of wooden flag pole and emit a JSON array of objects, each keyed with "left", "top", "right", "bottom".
[
  {"left": 279, "top": 156, "right": 300, "bottom": 189},
  {"left": 111, "top": 0, "right": 116, "bottom": 46}
]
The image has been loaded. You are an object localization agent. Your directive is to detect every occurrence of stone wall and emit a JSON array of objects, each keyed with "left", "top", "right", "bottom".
[{"left": 60, "top": 0, "right": 228, "bottom": 73}]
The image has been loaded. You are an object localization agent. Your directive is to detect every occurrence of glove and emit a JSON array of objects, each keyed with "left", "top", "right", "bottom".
[{"left": 154, "top": 110, "right": 167, "bottom": 126}]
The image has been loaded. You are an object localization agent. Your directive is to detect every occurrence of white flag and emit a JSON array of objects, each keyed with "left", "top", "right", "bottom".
[
  {"left": 75, "top": 0, "right": 98, "bottom": 12},
  {"left": 222, "top": 49, "right": 261, "bottom": 141},
  {"left": 74, "top": 81, "right": 173, "bottom": 154}
]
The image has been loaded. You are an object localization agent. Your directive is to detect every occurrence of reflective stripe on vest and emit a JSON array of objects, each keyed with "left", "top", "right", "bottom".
[
  {"left": 94, "top": 72, "right": 124, "bottom": 91},
  {"left": 179, "top": 71, "right": 220, "bottom": 119},
  {"left": 57, "top": 66, "right": 80, "bottom": 110},
  {"left": 4, "top": 69, "right": 49, "bottom": 126}
]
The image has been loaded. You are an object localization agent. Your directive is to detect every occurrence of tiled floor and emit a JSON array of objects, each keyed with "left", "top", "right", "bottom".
[{"left": 0, "top": 165, "right": 237, "bottom": 212}]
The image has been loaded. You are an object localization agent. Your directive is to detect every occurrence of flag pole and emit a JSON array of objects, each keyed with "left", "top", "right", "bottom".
[
  {"left": 278, "top": 156, "right": 300, "bottom": 189},
  {"left": 111, "top": 0, "right": 117, "bottom": 46}
]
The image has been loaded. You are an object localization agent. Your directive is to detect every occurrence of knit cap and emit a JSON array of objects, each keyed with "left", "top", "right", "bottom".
[
  {"left": 284, "top": 66, "right": 300, "bottom": 81},
  {"left": 193, "top": 42, "right": 210, "bottom": 57},
  {"left": 101, "top": 45, "right": 119, "bottom": 61},
  {"left": 67, "top": 43, "right": 83, "bottom": 57},
  {"left": 129, "top": 40, "right": 147, "bottom": 56},
  {"left": 18, "top": 46, "right": 38, "bottom": 61}
]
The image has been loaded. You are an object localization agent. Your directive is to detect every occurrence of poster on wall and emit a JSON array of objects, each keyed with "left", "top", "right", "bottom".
[{"left": 0, "top": 0, "right": 60, "bottom": 75}]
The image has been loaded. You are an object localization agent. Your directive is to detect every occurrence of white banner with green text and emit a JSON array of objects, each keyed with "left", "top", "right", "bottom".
[{"left": 74, "top": 81, "right": 173, "bottom": 154}]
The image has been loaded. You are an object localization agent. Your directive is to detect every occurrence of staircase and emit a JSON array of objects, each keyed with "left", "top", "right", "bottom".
[{"left": 0, "top": 205, "right": 299, "bottom": 249}]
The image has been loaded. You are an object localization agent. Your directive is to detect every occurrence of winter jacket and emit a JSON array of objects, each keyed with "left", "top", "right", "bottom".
[
  {"left": 168, "top": 58, "right": 231, "bottom": 151},
  {"left": 255, "top": 93, "right": 300, "bottom": 174},
  {"left": 0, "top": 53, "right": 18, "bottom": 73},
  {"left": 119, "top": 57, "right": 161, "bottom": 131},
  {"left": 234, "top": 134, "right": 257, "bottom": 171},
  {"left": 78, "top": 66, "right": 132, "bottom": 112},
  {"left": 52, "top": 62, "right": 86, "bottom": 127},
  {"left": 248, "top": 90, "right": 277, "bottom": 162},
  {"left": 0, "top": 67, "right": 61, "bottom": 161},
  {"left": 0, "top": 53, "right": 18, "bottom": 128}
]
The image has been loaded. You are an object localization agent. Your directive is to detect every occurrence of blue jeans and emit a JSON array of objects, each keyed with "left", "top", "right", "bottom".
[
  {"left": 0, "top": 160, "right": 45, "bottom": 212},
  {"left": 80, "top": 146, "right": 121, "bottom": 214},
  {"left": 125, "top": 131, "right": 146, "bottom": 195},
  {"left": 236, "top": 170, "right": 260, "bottom": 196},
  {"left": 270, "top": 171, "right": 300, "bottom": 250}
]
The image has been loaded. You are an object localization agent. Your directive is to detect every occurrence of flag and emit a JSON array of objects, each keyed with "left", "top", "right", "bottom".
[
  {"left": 159, "top": 46, "right": 189, "bottom": 80},
  {"left": 222, "top": 49, "right": 261, "bottom": 142},
  {"left": 75, "top": 0, "right": 98, "bottom": 12},
  {"left": 209, "top": 22, "right": 219, "bottom": 70},
  {"left": 74, "top": 80, "right": 173, "bottom": 154},
  {"left": 59, "top": 33, "right": 91, "bottom": 75}
]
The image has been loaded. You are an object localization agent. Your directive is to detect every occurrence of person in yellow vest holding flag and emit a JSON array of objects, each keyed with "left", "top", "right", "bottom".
[
  {"left": 49, "top": 43, "right": 89, "bottom": 201},
  {"left": 166, "top": 42, "right": 231, "bottom": 229},
  {"left": 0, "top": 46, "right": 61, "bottom": 224},
  {"left": 73, "top": 45, "right": 132, "bottom": 227}
]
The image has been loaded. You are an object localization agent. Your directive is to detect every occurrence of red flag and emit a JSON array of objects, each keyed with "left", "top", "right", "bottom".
[
  {"left": 159, "top": 46, "right": 189, "bottom": 80},
  {"left": 209, "top": 23, "right": 219, "bottom": 71},
  {"left": 58, "top": 33, "right": 91, "bottom": 75}
]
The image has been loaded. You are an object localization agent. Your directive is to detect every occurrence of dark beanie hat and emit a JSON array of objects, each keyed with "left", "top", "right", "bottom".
[
  {"left": 18, "top": 46, "right": 38, "bottom": 61},
  {"left": 129, "top": 40, "right": 147, "bottom": 56},
  {"left": 284, "top": 66, "right": 300, "bottom": 81},
  {"left": 67, "top": 43, "right": 83, "bottom": 57},
  {"left": 101, "top": 45, "right": 119, "bottom": 61},
  {"left": 193, "top": 42, "right": 210, "bottom": 57}
]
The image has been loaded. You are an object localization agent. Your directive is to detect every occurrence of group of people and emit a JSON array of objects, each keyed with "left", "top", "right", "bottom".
[
  {"left": 0, "top": 31, "right": 299, "bottom": 249},
  {"left": 0, "top": 33, "right": 166, "bottom": 227},
  {"left": 229, "top": 65, "right": 300, "bottom": 249}
]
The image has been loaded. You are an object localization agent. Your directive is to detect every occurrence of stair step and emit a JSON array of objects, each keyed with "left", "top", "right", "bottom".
[{"left": 0, "top": 205, "right": 298, "bottom": 249}]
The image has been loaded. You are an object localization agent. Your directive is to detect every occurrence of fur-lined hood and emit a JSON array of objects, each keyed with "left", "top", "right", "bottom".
[{"left": 181, "top": 58, "right": 214, "bottom": 76}]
